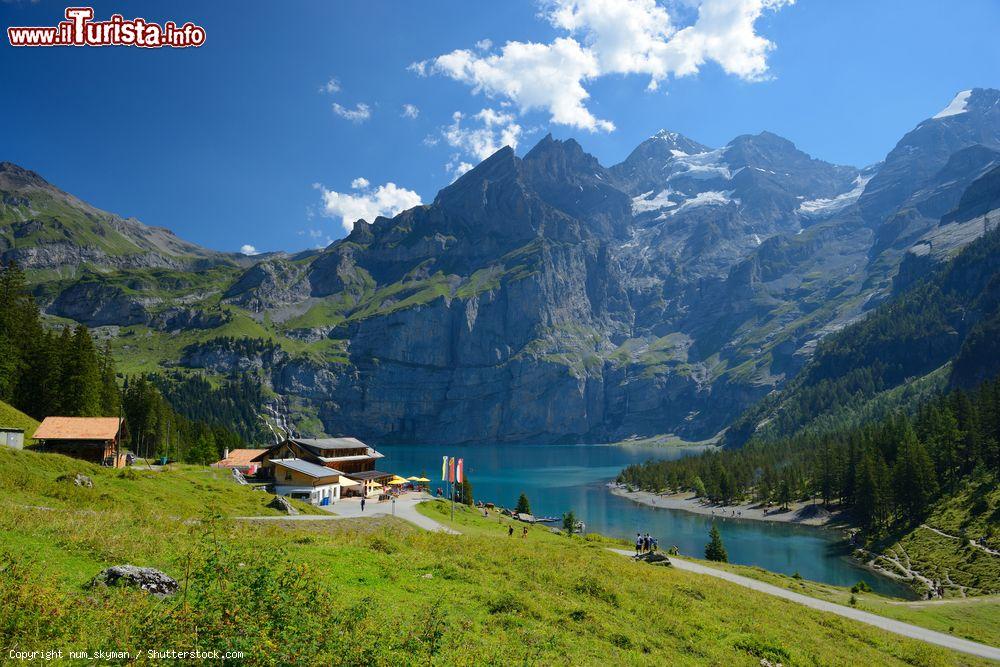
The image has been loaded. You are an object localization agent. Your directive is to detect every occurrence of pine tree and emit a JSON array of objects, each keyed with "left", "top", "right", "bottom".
[
  {"left": 705, "top": 523, "right": 728, "bottom": 562},
  {"left": 515, "top": 492, "right": 531, "bottom": 514},
  {"left": 459, "top": 477, "right": 474, "bottom": 506},
  {"left": 98, "top": 342, "right": 120, "bottom": 416},
  {"left": 562, "top": 510, "right": 576, "bottom": 535},
  {"left": 893, "top": 424, "right": 938, "bottom": 523},
  {"left": 61, "top": 325, "right": 102, "bottom": 416}
]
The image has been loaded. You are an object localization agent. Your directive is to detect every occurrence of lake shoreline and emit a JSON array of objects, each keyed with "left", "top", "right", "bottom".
[{"left": 609, "top": 485, "right": 849, "bottom": 527}]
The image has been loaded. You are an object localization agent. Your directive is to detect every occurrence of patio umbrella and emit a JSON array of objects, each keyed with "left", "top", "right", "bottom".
[
  {"left": 415, "top": 477, "right": 430, "bottom": 482},
  {"left": 406, "top": 476, "right": 420, "bottom": 481},
  {"left": 388, "top": 477, "right": 408, "bottom": 485}
]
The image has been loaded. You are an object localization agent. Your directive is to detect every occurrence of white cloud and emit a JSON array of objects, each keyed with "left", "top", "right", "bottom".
[
  {"left": 332, "top": 102, "right": 372, "bottom": 123},
  {"left": 240, "top": 244, "right": 259, "bottom": 255},
  {"left": 414, "top": 0, "right": 792, "bottom": 131},
  {"left": 475, "top": 38, "right": 493, "bottom": 51},
  {"left": 401, "top": 103, "right": 420, "bottom": 119},
  {"left": 442, "top": 108, "right": 523, "bottom": 161},
  {"left": 445, "top": 154, "right": 475, "bottom": 180},
  {"left": 315, "top": 179, "right": 423, "bottom": 233},
  {"left": 319, "top": 77, "right": 341, "bottom": 94}
]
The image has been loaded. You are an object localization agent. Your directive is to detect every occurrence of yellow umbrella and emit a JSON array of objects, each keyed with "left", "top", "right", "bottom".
[
  {"left": 406, "top": 476, "right": 420, "bottom": 481},
  {"left": 388, "top": 477, "right": 408, "bottom": 485},
  {"left": 415, "top": 477, "right": 431, "bottom": 482}
]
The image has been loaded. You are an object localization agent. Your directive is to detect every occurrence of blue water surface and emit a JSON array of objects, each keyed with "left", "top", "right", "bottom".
[{"left": 380, "top": 442, "right": 914, "bottom": 598}]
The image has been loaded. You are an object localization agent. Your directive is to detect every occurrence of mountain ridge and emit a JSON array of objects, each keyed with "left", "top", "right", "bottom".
[{"left": 4, "top": 89, "right": 1000, "bottom": 445}]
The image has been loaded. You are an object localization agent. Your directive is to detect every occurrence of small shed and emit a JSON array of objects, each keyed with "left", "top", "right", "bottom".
[
  {"left": 32, "top": 417, "right": 127, "bottom": 467},
  {"left": 1, "top": 427, "right": 25, "bottom": 450}
]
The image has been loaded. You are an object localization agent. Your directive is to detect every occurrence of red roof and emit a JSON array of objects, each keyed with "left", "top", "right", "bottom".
[
  {"left": 33, "top": 417, "right": 123, "bottom": 441},
  {"left": 213, "top": 449, "right": 268, "bottom": 468}
]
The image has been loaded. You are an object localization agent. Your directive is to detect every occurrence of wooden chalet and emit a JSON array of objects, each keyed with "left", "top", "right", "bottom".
[
  {"left": 260, "top": 437, "right": 392, "bottom": 496},
  {"left": 32, "top": 417, "right": 127, "bottom": 467}
]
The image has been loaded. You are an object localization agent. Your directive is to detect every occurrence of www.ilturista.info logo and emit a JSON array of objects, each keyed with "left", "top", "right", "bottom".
[{"left": 7, "top": 7, "right": 206, "bottom": 48}]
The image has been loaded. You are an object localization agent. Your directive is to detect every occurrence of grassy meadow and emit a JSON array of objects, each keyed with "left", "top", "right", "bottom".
[{"left": 0, "top": 447, "right": 993, "bottom": 665}]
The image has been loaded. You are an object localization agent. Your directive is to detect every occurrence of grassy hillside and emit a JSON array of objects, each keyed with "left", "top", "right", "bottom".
[
  {"left": 0, "top": 399, "right": 39, "bottom": 440},
  {"left": 0, "top": 446, "right": 318, "bottom": 517},
  {"left": 702, "top": 561, "right": 1000, "bottom": 648},
  {"left": 0, "top": 448, "right": 985, "bottom": 665},
  {"left": 867, "top": 474, "right": 1000, "bottom": 598}
]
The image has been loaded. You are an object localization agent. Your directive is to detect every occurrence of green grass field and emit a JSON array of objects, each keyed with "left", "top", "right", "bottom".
[
  {"left": 699, "top": 561, "right": 1000, "bottom": 649},
  {"left": 0, "top": 448, "right": 992, "bottom": 665},
  {"left": 0, "top": 399, "right": 39, "bottom": 440}
]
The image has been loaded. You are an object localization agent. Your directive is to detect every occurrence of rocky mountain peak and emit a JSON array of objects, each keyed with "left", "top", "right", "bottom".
[
  {"left": 0, "top": 161, "right": 51, "bottom": 191},
  {"left": 609, "top": 130, "right": 710, "bottom": 194},
  {"left": 860, "top": 88, "right": 1000, "bottom": 223},
  {"left": 931, "top": 88, "right": 1000, "bottom": 122}
]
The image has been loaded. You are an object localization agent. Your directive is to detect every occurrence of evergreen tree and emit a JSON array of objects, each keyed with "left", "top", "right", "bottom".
[
  {"left": 515, "top": 492, "right": 531, "bottom": 514},
  {"left": 705, "top": 524, "right": 728, "bottom": 562},
  {"left": 562, "top": 510, "right": 576, "bottom": 535},
  {"left": 892, "top": 424, "right": 938, "bottom": 523},
  {"left": 98, "top": 342, "right": 120, "bottom": 416},
  {"left": 459, "top": 477, "right": 474, "bottom": 506},
  {"left": 61, "top": 325, "right": 102, "bottom": 416}
]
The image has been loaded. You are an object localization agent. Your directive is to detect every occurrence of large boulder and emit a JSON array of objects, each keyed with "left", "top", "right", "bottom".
[
  {"left": 268, "top": 495, "right": 300, "bottom": 515},
  {"left": 90, "top": 565, "right": 178, "bottom": 597},
  {"left": 56, "top": 473, "right": 93, "bottom": 488}
]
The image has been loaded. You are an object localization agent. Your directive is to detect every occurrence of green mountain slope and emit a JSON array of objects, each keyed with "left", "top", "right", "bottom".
[
  {"left": 727, "top": 220, "right": 1000, "bottom": 448},
  {"left": 0, "top": 399, "right": 38, "bottom": 439}
]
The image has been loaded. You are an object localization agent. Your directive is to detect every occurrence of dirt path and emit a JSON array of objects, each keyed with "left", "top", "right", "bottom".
[
  {"left": 922, "top": 523, "right": 1000, "bottom": 557},
  {"left": 608, "top": 548, "right": 1000, "bottom": 662}
]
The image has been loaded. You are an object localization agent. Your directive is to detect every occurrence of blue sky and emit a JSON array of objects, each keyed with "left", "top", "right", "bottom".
[{"left": 2, "top": 0, "right": 999, "bottom": 254}]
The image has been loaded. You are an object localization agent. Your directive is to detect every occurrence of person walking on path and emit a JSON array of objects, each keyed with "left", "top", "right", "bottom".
[
  {"left": 522, "top": 526, "right": 528, "bottom": 538},
  {"left": 635, "top": 533, "right": 643, "bottom": 556},
  {"left": 361, "top": 496, "right": 366, "bottom": 512},
  {"left": 508, "top": 525, "right": 514, "bottom": 537}
]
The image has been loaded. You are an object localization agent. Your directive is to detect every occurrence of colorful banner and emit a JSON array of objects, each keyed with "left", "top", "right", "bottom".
[
  {"left": 448, "top": 456, "right": 455, "bottom": 483},
  {"left": 457, "top": 458, "right": 464, "bottom": 484},
  {"left": 441, "top": 455, "right": 447, "bottom": 481}
]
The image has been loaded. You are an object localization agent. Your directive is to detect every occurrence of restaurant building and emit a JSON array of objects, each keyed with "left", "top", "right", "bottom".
[{"left": 260, "top": 437, "right": 393, "bottom": 496}]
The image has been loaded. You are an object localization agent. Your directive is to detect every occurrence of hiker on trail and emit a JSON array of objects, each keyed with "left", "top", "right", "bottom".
[
  {"left": 508, "top": 525, "right": 514, "bottom": 537},
  {"left": 522, "top": 526, "right": 528, "bottom": 538},
  {"left": 651, "top": 536, "right": 658, "bottom": 552},
  {"left": 635, "top": 533, "right": 642, "bottom": 555},
  {"left": 361, "top": 496, "right": 366, "bottom": 512},
  {"left": 644, "top": 533, "right": 651, "bottom": 553}
]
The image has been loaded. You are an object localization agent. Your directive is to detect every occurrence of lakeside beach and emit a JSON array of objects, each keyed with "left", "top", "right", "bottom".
[{"left": 610, "top": 485, "right": 845, "bottom": 527}]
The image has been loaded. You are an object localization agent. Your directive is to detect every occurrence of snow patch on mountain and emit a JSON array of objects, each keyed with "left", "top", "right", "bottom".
[
  {"left": 798, "top": 174, "right": 872, "bottom": 216},
  {"left": 668, "top": 148, "right": 730, "bottom": 181},
  {"left": 933, "top": 90, "right": 973, "bottom": 119},
  {"left": 670, "top": 190, "right": 735, "bottom": 215},
  {"left": 632, "top": 189, "right": 678, "bottom": 214}
]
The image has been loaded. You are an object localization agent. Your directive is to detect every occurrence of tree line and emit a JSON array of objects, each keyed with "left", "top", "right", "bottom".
[
  {"left": 0, "top": 262, "right": 250, "bottom": 464},
  {"left": 618, "top": 377, "right": 1000, "bottom": 537}
]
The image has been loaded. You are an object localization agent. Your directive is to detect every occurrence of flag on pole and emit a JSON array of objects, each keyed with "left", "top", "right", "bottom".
[
  {"left": 456, "top": 458, "right": 464, "bottom": 484},
  {"left": 441, "top": 455, "right": 447, "bottom": 481},
  {"left": 448, "top": 457, "right": 455, "bottom": 483}
]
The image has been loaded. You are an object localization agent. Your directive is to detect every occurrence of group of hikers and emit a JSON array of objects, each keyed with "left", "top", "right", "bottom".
[
  {"left": 635, "top": 532, "right": 658, "bottom": 555},
  {"left": 507, "top": 524, "right": 529, "bottom": 538}
]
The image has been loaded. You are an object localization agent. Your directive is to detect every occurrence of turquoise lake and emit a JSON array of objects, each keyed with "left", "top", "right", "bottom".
[{"left": 380, "top": 442, "right": 914, "bottom": 598}]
